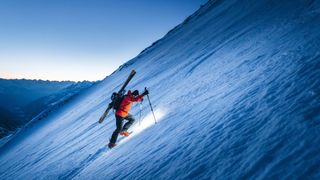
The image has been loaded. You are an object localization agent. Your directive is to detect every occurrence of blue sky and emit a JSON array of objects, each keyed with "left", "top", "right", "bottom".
[{"left": 0, "top": 0, "right": 207, "bottom": 81}]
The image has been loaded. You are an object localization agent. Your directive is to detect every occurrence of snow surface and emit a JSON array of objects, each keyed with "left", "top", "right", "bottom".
[{"left": 1, "top": 0, "right": 320, "bottom": 179}]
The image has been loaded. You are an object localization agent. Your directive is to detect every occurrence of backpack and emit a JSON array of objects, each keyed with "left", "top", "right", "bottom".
[{"left": 111, "top": 92, "right": 125, "bottom": 110}]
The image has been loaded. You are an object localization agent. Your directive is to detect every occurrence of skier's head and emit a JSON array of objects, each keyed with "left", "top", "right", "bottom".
[{"left": 132, "top": 90, "right": 139, "bottom": 96}]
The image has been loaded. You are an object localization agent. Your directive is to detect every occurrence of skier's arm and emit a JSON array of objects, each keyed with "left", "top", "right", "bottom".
[
  {"left": 130, "top": 89, "right": 148, "bottom": 102},
  {"left": 130, "top": 94, "right": 144, "bottom": 102}
]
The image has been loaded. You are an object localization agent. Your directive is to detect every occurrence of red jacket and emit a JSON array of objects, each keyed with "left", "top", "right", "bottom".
[{"left": 116, "top": 90, "right": 144, "bottom": 118}]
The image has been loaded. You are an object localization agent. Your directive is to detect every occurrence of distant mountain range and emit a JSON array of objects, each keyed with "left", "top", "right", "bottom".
[{"left": 0, "top": 78, "right": 96, "bottom": 138}]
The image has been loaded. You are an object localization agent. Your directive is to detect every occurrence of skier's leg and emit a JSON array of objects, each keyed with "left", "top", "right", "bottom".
[
  {"left": 122, "top": 114, "right": 135, "bottom": 131},
  {"left": 110, "top": 116, "right": 123, "bottom": 143}
]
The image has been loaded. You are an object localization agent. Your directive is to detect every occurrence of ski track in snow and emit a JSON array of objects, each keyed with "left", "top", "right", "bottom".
[{"left": 1, "top": 0, "right": 320, "bottom": 179}]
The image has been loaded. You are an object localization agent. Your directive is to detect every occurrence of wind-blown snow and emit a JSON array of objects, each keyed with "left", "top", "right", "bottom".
[{"left": 1, "top": 0, "right": 320, "bottom": 179}]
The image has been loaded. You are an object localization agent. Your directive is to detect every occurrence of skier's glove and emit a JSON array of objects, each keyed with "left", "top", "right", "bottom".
[{"left": 142, "top": 89, "right": 149, "bottom": 95}]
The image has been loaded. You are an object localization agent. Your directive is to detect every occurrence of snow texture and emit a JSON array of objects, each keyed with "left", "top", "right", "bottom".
[{"left": 1, "top": 0, "right": 320, "bottom": 179}]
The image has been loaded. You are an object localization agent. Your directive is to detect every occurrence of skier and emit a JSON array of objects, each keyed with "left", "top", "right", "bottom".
[{"left": 108, "top": 89, "right": 149, "bottom": 149}]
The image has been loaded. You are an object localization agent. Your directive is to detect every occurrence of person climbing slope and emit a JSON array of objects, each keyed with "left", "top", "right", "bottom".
[{"left": 108, "top": 89, "right": 149, "bottom": 149}]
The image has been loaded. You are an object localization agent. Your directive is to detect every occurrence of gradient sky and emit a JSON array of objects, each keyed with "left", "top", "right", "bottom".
[{"left": 0, "top": 0, "right": 207, "bottom": 81}]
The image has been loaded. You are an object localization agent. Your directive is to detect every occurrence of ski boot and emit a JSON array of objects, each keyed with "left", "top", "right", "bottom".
[
  {"left": 108, "top": 142, "right": 117, "bottom": 149},
  {"left": 120, "top": 131, "right": 130, "bottom": 137}
]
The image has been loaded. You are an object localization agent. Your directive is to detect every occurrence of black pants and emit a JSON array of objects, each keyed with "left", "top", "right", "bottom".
[{"left": 110, "top": 114, "right": 135, "bottom": 144}]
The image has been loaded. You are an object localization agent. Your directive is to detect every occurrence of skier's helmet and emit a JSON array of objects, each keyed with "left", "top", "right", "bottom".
[{"left": 132, "top": 90, "right": 139, "bottom": 96}]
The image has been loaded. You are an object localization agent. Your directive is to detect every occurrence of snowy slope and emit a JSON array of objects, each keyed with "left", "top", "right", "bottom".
[{"left": 1, "top": 0, "right": 320, "bottom": 179}]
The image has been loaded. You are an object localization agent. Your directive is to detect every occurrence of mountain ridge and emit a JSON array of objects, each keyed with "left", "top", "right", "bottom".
[{"left": 0, "top": 78, "right": 96, "bottom": 140}]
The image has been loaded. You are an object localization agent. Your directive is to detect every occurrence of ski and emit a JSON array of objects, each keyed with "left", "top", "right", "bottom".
[
  {"left": 98, "top": 70, "right": 136, "bottom": 123},
  {"left": 98, "top": 104, "right": 112, "bottom": 123},
  {"left": 118, "top": 70, "right": 136, "bottom": 94}
]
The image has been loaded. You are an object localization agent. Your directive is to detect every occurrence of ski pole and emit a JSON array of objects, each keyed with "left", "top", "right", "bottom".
[{"left": 145, "top": 87, "right": 157, "bottom": 124}]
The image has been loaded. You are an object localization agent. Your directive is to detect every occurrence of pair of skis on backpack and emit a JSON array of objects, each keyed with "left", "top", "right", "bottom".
[
  {"left": 98, "top": 70, "right": 136, "bottom": 124},
  {"left": 99, "top": 69, "right": 157, "bottom": 125}
]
